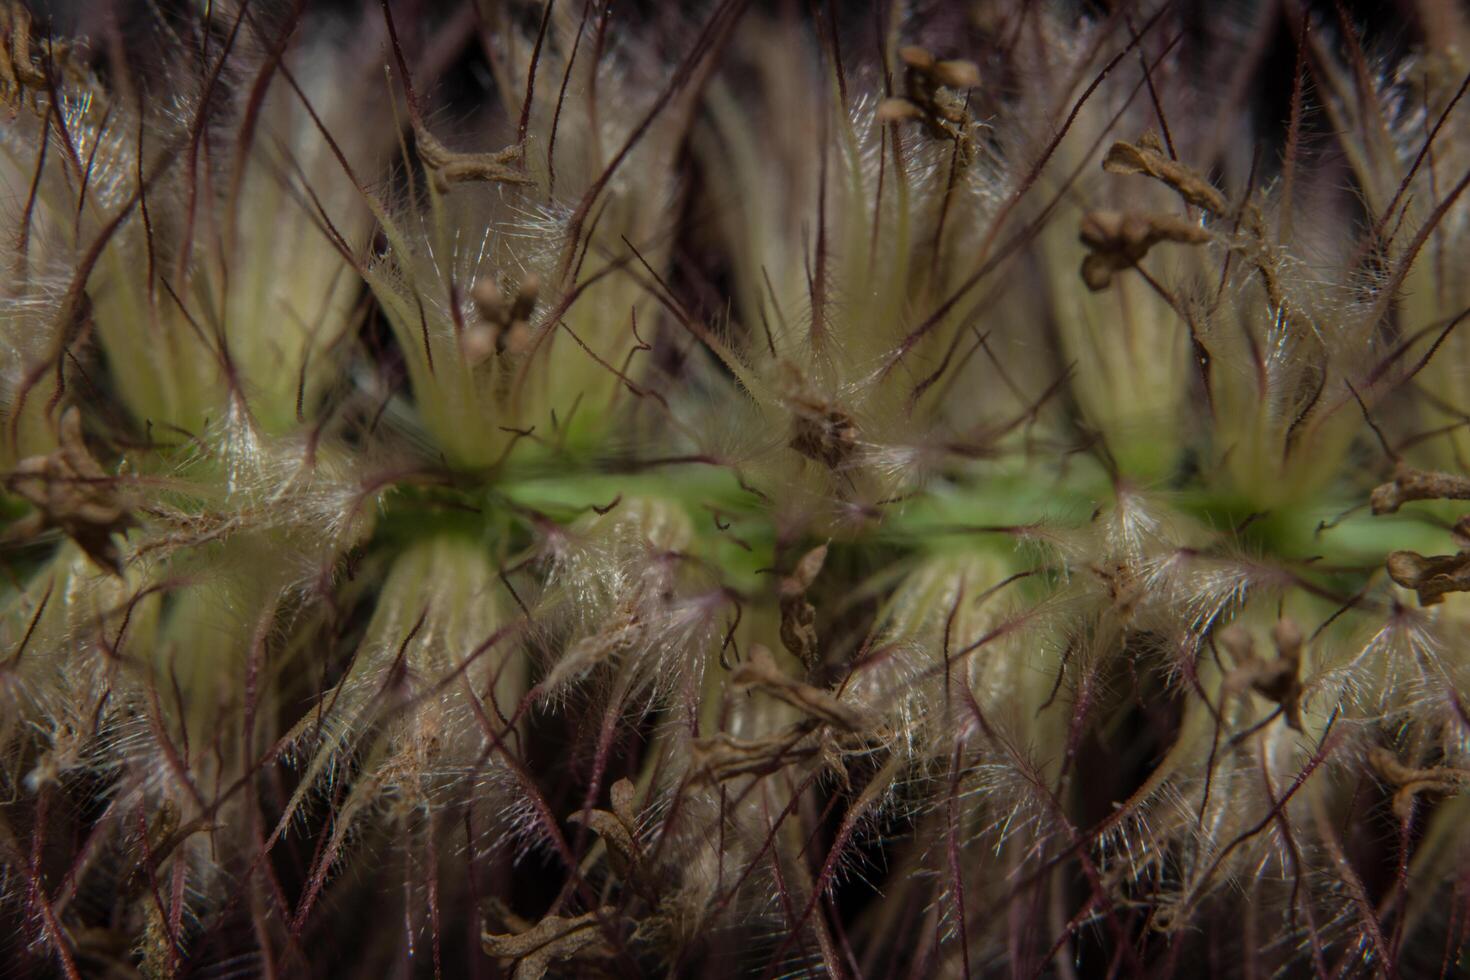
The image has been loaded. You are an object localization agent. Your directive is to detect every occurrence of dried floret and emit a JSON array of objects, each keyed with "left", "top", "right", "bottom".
[
  {"left": 481, "top": 907, "right": 620, "bottom": 980},
  {"left": 730, "top": 645, "right": 868, "bottom": 731},
  {"left": 690, "top": 724, "right": 819, "bottom": 783},
  {"left": 5, "top": 408, "right": 134, "bottom": 574}
]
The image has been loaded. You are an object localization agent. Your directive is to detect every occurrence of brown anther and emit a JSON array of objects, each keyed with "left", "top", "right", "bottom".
[
  {"left": 501, "top": 320, "right": 533, "bottom": 357},
  {"left": 1102, "top": 137, "right": 1230, "bottom": 215},
  {"left": 5, "top": 406, "right": 134, "bottom": 575},
  {"left": 1370, "top": 461, "right": 1470, "bottom": 515},
  {"left": 469, "top": 275, "right": 540, "bottom": 363},
  {"left": 0, "top": 4, "right": 89, "bottom": 112},
  {"left": 1452, "top": 515, "right": 1470, "bottom": 550},
  {"left": 785, "top": 543, "right": 828, "bottom": 594},
  {"left": 510, "top": 273, "right": 540, "bottom": 322},
  {"left": 415, "top": 125, "right": 532, "bottom": 192},
  {"left": 932, "top": 59, "right": 981, "bottom": 90},
  {"left": 1369, "top": 746, "right": 1470, "bottom": 821},
  {"left": 898, "top": 45, "right": 936, "bottom": 72},
  {"left": 876, "top": 97, "right": 925, "bottom": 123},
  {"left": 1078, "top": 209, "right": 1210, "bottom": 291},
  {"left": 883, "top": 44, "right": 981, "bottom": 163},
  {"left": 1385, "top": 549, "right": 1470, "bottom": 605},
  {"left": 471, "top": 277, "right": 505, "bottom": 323},
  {"left": 1102, "top": 135, "right": 1298, "bottom": 311}
]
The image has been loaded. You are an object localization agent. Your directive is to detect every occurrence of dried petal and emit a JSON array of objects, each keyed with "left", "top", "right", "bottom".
[
  {"left": 5, "top": 408, "right": 135, "bottom": 574},
  {"left": 481, "top": 907, "right": 619, "bottom": 980},
  {"left": 778, "top": 545, "right": 827, "bottom": 669},
  {"left": 1385, "top": 549, "right": 1470, "bottom": 605},
  {"left": 730, "top": 646, "right": 868, "bottom": 731},
  {"left": 876, "top": 96, "right": 924, "bottom": 123},
  {"left": 0, "top": 3, "right": 46, "bottom": 97},
  {"left": 567, "top": 778, "right": 642, "bottom": 878},
  {"left": 1370, "top": 462, "right": 1470, "bottom": 515},
  {"left": 1102, "top": 138, "right": 1230, "bottom": 215},
  {"left": 1077, "top": 209, "right": 1210, "bottom": 291},
  {"left": 415, "top": 124, "right": 533, "bottom": 191},
  {"left": 690, "top": 725, "right": 817, "bottom": 783},
  {"left": 932, "top": 59, "right": 980, "bottom": 89},
  {"left": 1220, "top": 621, "right": 1305, "bottom": 731},
  {"left": 1370, "top": 747, "right": 1470, "bottom": 822}
]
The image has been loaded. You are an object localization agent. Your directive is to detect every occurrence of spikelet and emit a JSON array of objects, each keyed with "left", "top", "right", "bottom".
[{"left": 3, "top": 2, "right": 1470, "bottom": 977}]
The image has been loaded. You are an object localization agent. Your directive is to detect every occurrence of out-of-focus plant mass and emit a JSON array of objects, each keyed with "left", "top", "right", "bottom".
[{"left": 2, "top": 0, "right": 1470, "bottom": 976}]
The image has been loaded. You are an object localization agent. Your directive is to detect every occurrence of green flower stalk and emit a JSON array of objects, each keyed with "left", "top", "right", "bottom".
[{"left": 3, "top": 1, "right": 1470, "bottom": 977}]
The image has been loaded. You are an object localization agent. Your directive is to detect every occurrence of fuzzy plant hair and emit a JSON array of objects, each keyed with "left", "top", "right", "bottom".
[{"left": 2, "top": 0, "right": 1470, "bottom": 977}]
